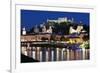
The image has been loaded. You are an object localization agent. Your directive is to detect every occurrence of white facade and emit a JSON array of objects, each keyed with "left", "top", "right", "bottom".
[
  {"left": 42, "top": 26, "right": 47, "bottom": 33},
  {"left": 69, "top": 26, "right": 77, "bottom": 34},
  {"left": 46, "top": 26, "right": 52, "bottom": 33},
  {"left": 47, "top": 17, "right": 68, "bottom": 23},
  {"left": 22, "top": 27, "right": 26, "bottom": 35},
  {"left": 42, "top": 25, "right": 52, "bottom": 34},
  {"left": 58, "top": 17, "right": 68, "bottom": 23},
  {"left": 69, "top": 25, "right": 83, "bottom": 34}
]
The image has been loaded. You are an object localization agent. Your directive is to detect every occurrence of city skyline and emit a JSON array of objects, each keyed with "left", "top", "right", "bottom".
[{"left": 21, "top": 10, "right": 90, "bottom": 31}]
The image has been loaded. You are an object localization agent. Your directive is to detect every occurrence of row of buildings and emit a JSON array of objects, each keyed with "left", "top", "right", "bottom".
[{"left": 22, "top": 17, "right": 86, "bottom": 35}]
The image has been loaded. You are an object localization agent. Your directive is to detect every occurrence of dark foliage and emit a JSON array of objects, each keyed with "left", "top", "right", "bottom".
[{"left": 21, "top": 54, "right": 39, "bottom": 63}]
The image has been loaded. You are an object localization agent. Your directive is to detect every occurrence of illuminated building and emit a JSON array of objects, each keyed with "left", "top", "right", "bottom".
[{"left": 22, "top": 27, "right": 26, "bottom": 35}]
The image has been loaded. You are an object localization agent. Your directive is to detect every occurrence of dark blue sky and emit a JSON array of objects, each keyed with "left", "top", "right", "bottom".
[{"left": 21, "top": 10, "right": 90, "bottom": 31}]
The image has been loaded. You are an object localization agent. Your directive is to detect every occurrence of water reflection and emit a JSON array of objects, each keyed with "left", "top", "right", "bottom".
[{"left": 21, "top": 46, "right": 90, "bottom": 62}]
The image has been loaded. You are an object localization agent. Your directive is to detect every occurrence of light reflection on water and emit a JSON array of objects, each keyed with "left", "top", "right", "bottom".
[{"left": 22, "top": 46, "right": 90, "bottom": 62}]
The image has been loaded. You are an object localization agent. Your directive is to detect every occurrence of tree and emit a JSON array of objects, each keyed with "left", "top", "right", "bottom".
[{"left": 60, "top": 36, "right": 65, "bottom": 41}]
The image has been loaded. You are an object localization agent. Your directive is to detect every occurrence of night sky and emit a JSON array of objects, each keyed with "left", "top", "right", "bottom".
[{"left": 21, "top": 10, "right": 90, "bottom": 31}]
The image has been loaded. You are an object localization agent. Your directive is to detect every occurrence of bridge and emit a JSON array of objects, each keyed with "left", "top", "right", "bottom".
[{"left": 21, "top": 41, "right": 80, "bottom": 49}]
